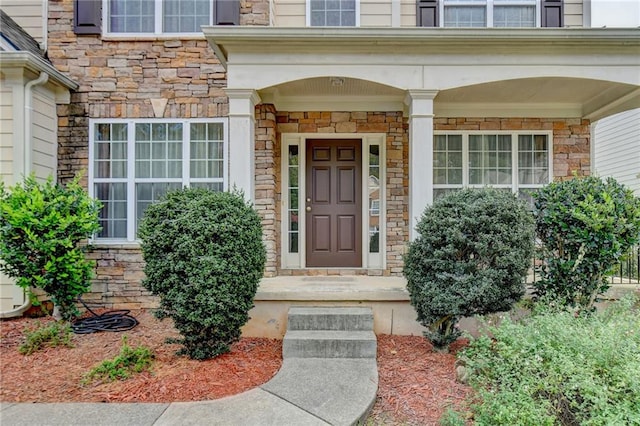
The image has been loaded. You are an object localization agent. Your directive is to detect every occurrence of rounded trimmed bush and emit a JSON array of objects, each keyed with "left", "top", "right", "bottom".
[
  {"left": 404, "top": 188, "right": 535, "bottom": 349},
  {"left": 138, "top": 188, "right": 266, "bottom": 360},
  {"left": 533, "top": 175, "right": 640, "bottom": 310}
]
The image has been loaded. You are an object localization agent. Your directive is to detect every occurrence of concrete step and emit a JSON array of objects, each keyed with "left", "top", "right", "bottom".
[
  {"left": 287, "top": 306, "right": 374, "bottom": 331},
  {"left": 283, "top": 330, "right": 377, "bottom": 359}
]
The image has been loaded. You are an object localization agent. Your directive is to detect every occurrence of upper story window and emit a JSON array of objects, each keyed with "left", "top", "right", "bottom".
[
  {"left": 308, "top": 0, "right": 359, "bottom": 26},
  {"left": 417, "top": 0, "right": 563, "bottom": 28},
  {"left": 72, "top": 0, "right": 240, "bottom": 36},
  {"left": 90, "top": 119, "right": 227, "bottom": 242},
  {"left": 443, "top": 0, "right": 537, "bottom": 28},
  {"left": 108, "top": 0, "right": 211, "bottom": 34}
]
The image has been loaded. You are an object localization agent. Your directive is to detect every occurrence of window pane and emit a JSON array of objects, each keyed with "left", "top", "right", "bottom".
[
  {"left": 468, "top": 134, "right": 511, "bottom": 185},
  {"left": 95, "top": 183, "right": 127, "bottom": 238},
  {"left": 190, "top": 123, "right": 223, "bottom": 179},
  {"left": 444, "top": 6, "right": 486, "bottom": 27},
  {"left": 518, "top": 134, "right": 549, "bottom": 186},
  {"left": 93, "top": 124, "right": 128, "bottom": 179},
  {"left": 164, "top": 0, "right": 210, "bottom": 32},
  {"left": 110, "top": 0, "right": 154, "bottom": 33},
  {"left": 310, "top": 0, "right": 356, "bottom": 26},
  {"left": 494, "top": 6, "right": 535, "bottom": 27},
  {"left": 434, "top": 134, "right": 463, "bottom": 185},
  {"left": 135, "top": 182, "right": 182, "bottom": 233}
]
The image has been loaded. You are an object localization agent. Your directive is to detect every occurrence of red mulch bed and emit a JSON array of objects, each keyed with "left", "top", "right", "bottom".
[{"left": 1, "top": 310, "right": 472, "bottom": 424}]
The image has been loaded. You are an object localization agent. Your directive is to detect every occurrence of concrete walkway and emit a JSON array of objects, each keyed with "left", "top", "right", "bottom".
[{"left": 0, "top": 357, "right": 378, "bottom": 426}]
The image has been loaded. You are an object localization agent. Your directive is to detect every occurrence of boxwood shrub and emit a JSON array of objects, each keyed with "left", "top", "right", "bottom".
[
  {"left": 533, "top": 176, "right": 640, "bottom": 311},
  {"left": 404, "top": 188, "right": 535, "bottom": 349},
  {"left": 138, "top": 188, "right": 266, "bottom": 360}
]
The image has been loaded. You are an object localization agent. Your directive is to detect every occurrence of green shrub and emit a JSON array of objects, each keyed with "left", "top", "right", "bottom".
[
  {"left": 83, "top": 336, "right": 153, "bottom": 383},
  {"left": 19, "top": 321, "right": 73, "bottom": 355},
  {"left": 0, "top": 175, "right": 101, "bottom": 320},
  {"left": 457, "top": 296, "right": 640, "bottom": 425},
  {"left": 404, "top": 188, "right": 535, "bottom": 349},
  {"left": 138, "top": 188, "right": 266, "bottom": 360},
  {"left": 533, "top": 176, "right": 640, "bottom": 310}
]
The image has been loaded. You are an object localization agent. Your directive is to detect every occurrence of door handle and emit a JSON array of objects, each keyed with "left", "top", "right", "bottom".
[{"left": 306, "top": 206, "right": 311, "bottom": 212}]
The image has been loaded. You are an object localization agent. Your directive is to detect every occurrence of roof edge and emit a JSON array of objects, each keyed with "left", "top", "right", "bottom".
[{"left": 0, "top": 51, "right": 78, "bottom": 90}]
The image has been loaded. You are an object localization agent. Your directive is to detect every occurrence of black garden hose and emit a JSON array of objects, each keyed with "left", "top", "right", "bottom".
[{"left": 71, "top": 297, "right": 139, "bottom": 334}]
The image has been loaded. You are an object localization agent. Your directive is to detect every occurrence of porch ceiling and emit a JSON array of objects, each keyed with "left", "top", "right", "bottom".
[{"left": 258, "top": 76, "right": 640, "bottom": 120}]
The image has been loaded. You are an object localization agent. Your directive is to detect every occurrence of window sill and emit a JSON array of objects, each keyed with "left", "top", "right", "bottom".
[
  {"left": 88, "top": 241, "right": 141, "bottom": 250},
  {"left": 101, "top": 34, "right": 206, "bottom": 42}
]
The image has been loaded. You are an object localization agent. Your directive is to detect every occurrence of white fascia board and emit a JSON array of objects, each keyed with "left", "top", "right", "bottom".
[
  {"left": 0, "top": 52, "right": 78, "bottom": 91},
  {"left": 204, "top": 27, "right": 640, "bottom": 70}
]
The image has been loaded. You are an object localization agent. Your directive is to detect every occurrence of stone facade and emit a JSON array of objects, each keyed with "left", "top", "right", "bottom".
[{"left": 47, "top": 0, "right": 269, "bottom": 309}]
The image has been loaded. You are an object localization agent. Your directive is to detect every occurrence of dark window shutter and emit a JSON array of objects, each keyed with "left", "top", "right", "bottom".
[
  {"left": 417, "top": 0, "right": 438, "bottom": 27},
  {"left": 215, "top": 0, "right": 240, "bottom": 25},
  {"left": 541, "top": 0, "right": 563, "bottom": 27},
  {"left": 74, "top": 0, "right": 102, "bottom": 34}
]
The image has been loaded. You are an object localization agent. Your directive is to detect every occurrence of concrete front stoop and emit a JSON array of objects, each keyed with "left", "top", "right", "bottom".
[{"left": 264, "top": 306, "right": 379, "bottom": 425}]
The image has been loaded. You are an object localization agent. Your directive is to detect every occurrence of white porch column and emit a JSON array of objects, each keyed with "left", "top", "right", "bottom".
[
  {"left": 405, "top": 90, "right": 438, "bottom": 241},
  {"left": 225, "top": 89, "right": 261, "bottom": 201}
]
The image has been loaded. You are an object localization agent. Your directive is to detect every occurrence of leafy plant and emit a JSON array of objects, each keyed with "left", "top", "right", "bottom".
[
  {"left": 456, "top": 295, "right": 640, "bottom": 425},
  {"left": 0, "top": 174, "right": 101, "bottom": 320},
  {"left": 19, "top": 321, "right": 73, "bottom": 355},
  {"left": 404, "top": 188, "right": 535, "bottom": 350},
  {"left": 533, "top": 175, "right": 640, "bottom": 310},
  {"left": 83, "top": 336, "right": 153, "bottom": 383},
  {"left": 138, "top": 188, "right": 266, "bottom": 360}
]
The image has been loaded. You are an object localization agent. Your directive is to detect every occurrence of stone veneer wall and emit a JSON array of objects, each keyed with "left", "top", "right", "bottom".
[
  {"left": 47, "top": 0, "right": 269, "bottom": 309},
  {"left": 269, "top": 111, "right": 409, "bottom": 277},
  {"left": 434, "top": 118, "right": 591, "bottom": 178}
]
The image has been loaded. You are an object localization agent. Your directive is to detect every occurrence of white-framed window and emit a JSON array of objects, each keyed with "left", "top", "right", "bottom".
[
  {"left": 106, "top": 0, "right": 213, "bottom": 34},
  {"left": 433, "top": 132, "right": 552, "bottom": 204},
  {"left": 441, "top": 0, "right": 539, "bottom": 28},
  {"left": 307, "top": 0, "right": 360, "bottom": 27},
  {"left": 89, "top": 118, "right": 227, "bottom": 242}
]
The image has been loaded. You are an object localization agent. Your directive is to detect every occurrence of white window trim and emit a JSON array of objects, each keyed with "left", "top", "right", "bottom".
[
  {"left": 280, "top": 133, "right": 385, "bottom": 270},
  {"left": 432, "top": 130, "right": 553, "bottom": 195},
  {"left": 102, "top": 0, "right": 215, "bottom": 37},
  {"left": 89, "top": 118, "right": 228, "bottom": 243},
  {"left": 305, "top": 0, "right": 361, "bottom": 27},
  {"left": 439, "top": 0, "right": 541, "bottom": 28}
]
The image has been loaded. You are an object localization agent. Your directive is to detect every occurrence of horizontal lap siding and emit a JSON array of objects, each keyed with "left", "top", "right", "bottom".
[
  {"left": 31, "top": 87, "right": 57, "bottom": 181},
  {"left": 0, "top": 1, "right": 45, "bottom": 43},
  {"left": 361, "top": 0, "right": 393, "bottom": 27},
  {"left": 593, "top": 109, "right": 640, "bottom": 194},
  {"left": 564, "top": 0, "right": 585, "bottom": 27},
  {"left": 0, "top": 85, "right": 13, "bottom": 184}
]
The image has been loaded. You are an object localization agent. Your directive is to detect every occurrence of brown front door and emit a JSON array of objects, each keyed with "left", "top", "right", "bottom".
[{"left": 306, "top": 139, "right": 362, "bottom": 267}]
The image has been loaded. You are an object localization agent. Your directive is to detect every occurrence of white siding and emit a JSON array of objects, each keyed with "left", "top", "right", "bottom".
[
  {"left": 564, "top": 0, "right": 584, "bottom": 27},
  {"left": 0, "top": 83, "right": 13, "bottom": 184},
  {"left": 400, "top": 0, "right": 416, "bottom": 27},
  {"left": 274, "top": 0, "right": 306, "bottom": 26},
  {"left": 361, "top": 0, "right": 392, "bottom": 27},
  {"left": 0, "top": 0, "right": 45, "bottom": 44},
  {"left": 31, "top": 86, "right": 57, "bottom": 181},
  {"left": 0, "top": 82, "right": 17, "bottom": 312},
  {"left": 593, "top": 109, "right": 640, "bottom": 195}
]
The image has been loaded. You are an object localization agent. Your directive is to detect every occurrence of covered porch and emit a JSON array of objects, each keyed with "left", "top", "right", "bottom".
[{"left": 204, "top": 26, "right": 640, "bottom": 278}]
